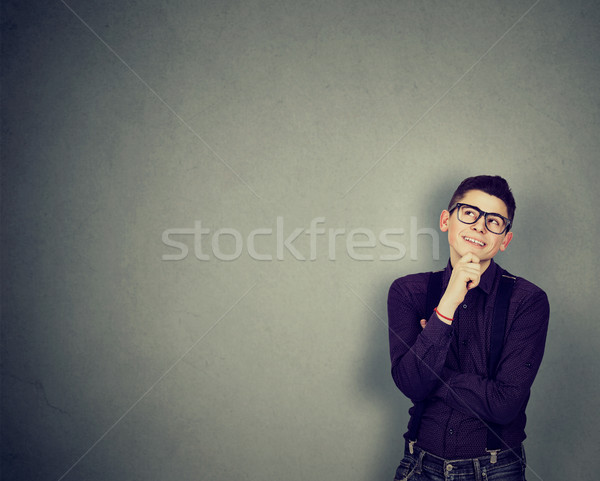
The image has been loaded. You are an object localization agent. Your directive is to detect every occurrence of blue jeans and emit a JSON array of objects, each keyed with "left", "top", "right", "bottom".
[{"left": 393, "top": 443, "right": 527, "bottom": 481}]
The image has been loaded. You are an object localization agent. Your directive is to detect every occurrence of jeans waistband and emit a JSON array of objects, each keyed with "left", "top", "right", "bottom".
[{"left": 404, "top": 442, "right": 526, "bottom": 475}]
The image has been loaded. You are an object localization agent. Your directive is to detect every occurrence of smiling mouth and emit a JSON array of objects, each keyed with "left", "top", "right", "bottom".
[{"left": 463, "top": 236, "right": 486, "bottom": 247}]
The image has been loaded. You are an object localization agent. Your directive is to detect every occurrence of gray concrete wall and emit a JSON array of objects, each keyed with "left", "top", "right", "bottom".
[{"left": 2, "top": 1, "right": 598, "bottom": 480}]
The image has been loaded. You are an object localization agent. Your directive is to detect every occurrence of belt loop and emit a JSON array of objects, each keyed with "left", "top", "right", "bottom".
[
  {"left": 472, "top": 458, "right": 482, "bottom": 481},
  {"left": 415, "top": 449, "right": 425, "bottom": 475}
]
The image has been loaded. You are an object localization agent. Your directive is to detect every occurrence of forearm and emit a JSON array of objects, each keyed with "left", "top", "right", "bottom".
[
  {"left": 434, "top": 369, "right": 527, "bottom": 424},
  {"left": 434, "top": 293, "right": 549, "bottom": 425},
  {"left": 390, "top": 312, "right": 453, "bottom": 401}
]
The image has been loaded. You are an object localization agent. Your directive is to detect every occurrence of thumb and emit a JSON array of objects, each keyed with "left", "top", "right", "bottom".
[{"left": 420, "top": 318, "right": 427, "bottom": 329}]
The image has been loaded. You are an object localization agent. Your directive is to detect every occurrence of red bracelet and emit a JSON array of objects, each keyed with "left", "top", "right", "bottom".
[{"left": 434, "top": 307, "right": 453, "bottom": 322}]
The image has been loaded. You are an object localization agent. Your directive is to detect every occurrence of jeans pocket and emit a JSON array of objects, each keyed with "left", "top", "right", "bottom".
[{"left": 393, "top": 455, "right": 417, "bottom": 481}]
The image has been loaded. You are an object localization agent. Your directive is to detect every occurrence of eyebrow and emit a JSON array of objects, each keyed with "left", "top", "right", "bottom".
[{"left": 463, "top": 203, "right": 506, "bottom": 218}]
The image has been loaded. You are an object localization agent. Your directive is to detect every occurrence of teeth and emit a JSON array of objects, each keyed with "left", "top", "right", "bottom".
[{"left": 464, "top": 236, "right": 485, "bottom": 246}]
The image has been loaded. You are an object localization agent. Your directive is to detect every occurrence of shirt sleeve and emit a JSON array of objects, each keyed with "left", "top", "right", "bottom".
[
  {"left": 388, "top": 276, "right": 454, "bottom": 402},
  {"left": 433, "top": 288, "right": 550, "bottom": 425}
]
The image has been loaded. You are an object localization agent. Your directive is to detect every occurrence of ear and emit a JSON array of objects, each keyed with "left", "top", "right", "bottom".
[
  {"left": 440, "top": 210, "right": 450, "bottom": 232},
  {"left": 499, "top": 231, "right": 513, "bottom": 252}
]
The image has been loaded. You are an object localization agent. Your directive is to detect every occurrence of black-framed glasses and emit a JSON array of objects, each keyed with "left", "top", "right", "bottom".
[{"left": 449, "top": 203, "right": 511, "bottom": 235}]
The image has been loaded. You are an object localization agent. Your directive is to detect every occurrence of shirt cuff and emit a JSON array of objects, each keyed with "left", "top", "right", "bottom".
[{"left": 421, "top": 311, "right": 454, "bottom": 343}]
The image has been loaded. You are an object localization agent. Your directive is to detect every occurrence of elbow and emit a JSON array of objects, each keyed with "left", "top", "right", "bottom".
[
  {"left": 489, "top": 391, "right": 527, "bottom": 425},
  {"left": 391, "top": 365, "right": 431, "bottom": 402},
  {"left": 395, "top": 383, "right": 429, "bottom": 402},
  {"left": 491, "top": 406, "right": 519, "bottom": 425}
]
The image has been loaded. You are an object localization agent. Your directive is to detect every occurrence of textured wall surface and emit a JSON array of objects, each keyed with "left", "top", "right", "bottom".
[{"left": 2, "top": 1, "right": 599, "bottom": 480}]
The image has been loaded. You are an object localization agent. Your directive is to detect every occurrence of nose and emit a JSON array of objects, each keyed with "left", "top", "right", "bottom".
[{"left": 471, "top": 215, "right": 487, "bottom": 233}]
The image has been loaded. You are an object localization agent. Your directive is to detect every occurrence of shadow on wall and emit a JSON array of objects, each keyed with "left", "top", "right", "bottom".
[
  {"left": 359, "top": 276, "right": 410, "bottom": 480},
  {"left": 511, "top": 182, "right": 598, "bottom": 480},
  {"left": 525, "top": 303, "right": 599, "bottom": 481}
]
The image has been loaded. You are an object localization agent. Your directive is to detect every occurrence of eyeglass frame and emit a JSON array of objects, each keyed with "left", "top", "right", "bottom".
[{"left": 448, "top": 202, "right": 512, "bottom": 235}]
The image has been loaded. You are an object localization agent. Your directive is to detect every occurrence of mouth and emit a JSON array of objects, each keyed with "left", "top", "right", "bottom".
[{"left": 462, "top": 236, "right": 486, "bottom": 248}]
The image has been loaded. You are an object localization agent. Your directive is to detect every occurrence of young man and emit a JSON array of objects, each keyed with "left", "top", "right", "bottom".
[{"left": 387, "top": 175, "right": 549, "bottom": 481}]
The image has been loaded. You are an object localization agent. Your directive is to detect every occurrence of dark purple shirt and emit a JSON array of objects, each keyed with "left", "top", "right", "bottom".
[{"left": 387, "top": 259, "right": 550, "bottom": 458}]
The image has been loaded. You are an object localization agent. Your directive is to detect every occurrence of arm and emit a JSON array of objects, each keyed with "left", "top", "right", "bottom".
[
  {"left": 433, "top": 288, "right": 550, "bottom": 424},
  {"left": 387, "top": 277, "right": 454, "bottom": 401},
  {"left": 388, "top": 254, "right": 484, "bottom": 401},
  {"left": 388, "top": 253, "right": 481, "bottom": 401}
]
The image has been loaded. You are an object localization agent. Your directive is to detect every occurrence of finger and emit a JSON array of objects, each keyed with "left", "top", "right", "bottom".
[
  {"left": 420, "top": 318, "right": 427, "bottom": 329},
  {"left": 458, "top": 263, "right": 481, "bottom": 277},
  {"left": 469, "top": 254, "right": 481, "bottom": 264},
  {"left": 461, "top": 266, "right": 481, "bottom": 277},
  {"left": 460, "top": 253, "right": 480, "bottom": 264},
  {"left": 458, "top": 258, "right": 481, "bottom": 270}
]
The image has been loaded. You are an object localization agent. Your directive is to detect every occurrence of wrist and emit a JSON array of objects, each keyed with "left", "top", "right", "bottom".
[
  {"left": 436, "top": 297, "right": 459, "bottom": 320},
  {"left": 436, "top": 301, "right": 458, "bottom": 319},
  {"left": 434, "top": 307, "right": 454, "bottom": 325}
]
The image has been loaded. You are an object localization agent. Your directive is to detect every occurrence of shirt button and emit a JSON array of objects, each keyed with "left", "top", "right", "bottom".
[
  {"left": 449, "top": 428, "right": 454, "bottom": 434},
  {"left": 462, "top": 304, "right": 468, "bottom": 309}
]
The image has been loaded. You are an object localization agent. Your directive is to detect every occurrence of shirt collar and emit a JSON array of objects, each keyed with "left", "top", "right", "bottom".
[{"left": 443, "top": 258, "right": 497, "bottom": 295}]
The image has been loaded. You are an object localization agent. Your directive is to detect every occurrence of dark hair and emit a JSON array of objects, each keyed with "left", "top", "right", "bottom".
[{"left": 448, "top": 175, "right": 516, "bottom": 223}]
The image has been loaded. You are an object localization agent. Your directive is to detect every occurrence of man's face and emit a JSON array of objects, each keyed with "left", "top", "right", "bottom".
[{"left": 440, "top": 189, "right": 513, "bottom": 269}]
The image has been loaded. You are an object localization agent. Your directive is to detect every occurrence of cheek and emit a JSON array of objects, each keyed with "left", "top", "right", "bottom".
[
  {"left": 447, "top": 223, "right": 461, "bottom": 239},
  {"left": 490, "top": 239, "right": 504, "bottom": 252},
  {"left": 447, "top": 228, "right": 460, "bottom": 246}
]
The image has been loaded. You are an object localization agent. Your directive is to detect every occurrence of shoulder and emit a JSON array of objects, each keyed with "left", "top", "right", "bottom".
[
  {"left": 508, "top": 274, "right": 550, "bottom": 318},
  {"left": 388, "top": 271, "right": 432, "bottom": 320},
  {"left": 388, "top": 271, "right": 430, "bottom": 299},
  {"left": 511, "top": 275, "right": 548, "bottom": 301},
  {"left": 498, "top": 265, "right": 547, "bottom": 299}
]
